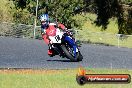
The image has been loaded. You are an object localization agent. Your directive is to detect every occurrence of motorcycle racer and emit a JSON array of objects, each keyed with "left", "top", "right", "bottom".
[{"left": 40, "top": 13, "right": 72, "bottom": 56}]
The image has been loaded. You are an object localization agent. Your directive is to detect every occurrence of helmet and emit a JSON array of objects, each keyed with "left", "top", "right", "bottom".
[{"left": 40, "top": 14, "right": 49, "bottom": 22}]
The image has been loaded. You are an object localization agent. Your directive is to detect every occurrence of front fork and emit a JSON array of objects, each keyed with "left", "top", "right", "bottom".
[{"left": 64, "top": 36, "right": 78, "bottom": 58}]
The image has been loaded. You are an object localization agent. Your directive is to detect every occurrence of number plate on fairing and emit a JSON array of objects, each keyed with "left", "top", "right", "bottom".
[{"left": 49, "top": 28, "right": 63, "bottom": 43}]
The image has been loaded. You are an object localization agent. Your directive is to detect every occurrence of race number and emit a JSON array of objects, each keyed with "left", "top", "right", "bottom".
[{"left": 55, "top": 35, "right": 60, "bottom": 42}]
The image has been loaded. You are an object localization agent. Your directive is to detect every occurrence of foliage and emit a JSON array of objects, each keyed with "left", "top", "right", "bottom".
[
  {"left": 0, "top": 0, "right": 14, "bottom": 22},
  {"left": 4, "top": 0, "right": 132, "bottom": 34},
  {"left": 11, "top": 0, "right": 84, "bottom": 28},
  {"left": 45, "top": 0, "right": 84, "bottom": 28},
  {"left": 93, "top": 0, "right": 132, "bottom": 34}
]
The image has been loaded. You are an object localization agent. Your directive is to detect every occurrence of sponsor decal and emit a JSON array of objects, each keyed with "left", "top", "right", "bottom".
[{"left": 76, "top": 67, "right": 131, "bottom": 85}]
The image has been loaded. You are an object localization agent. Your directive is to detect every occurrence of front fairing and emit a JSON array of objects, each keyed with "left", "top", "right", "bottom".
[{"left": 63, "top": 35, "right": 79, "bottom": 57}]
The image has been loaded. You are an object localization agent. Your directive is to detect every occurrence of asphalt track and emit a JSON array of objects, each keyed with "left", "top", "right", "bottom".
[{"left": 0, "top": 37, "right": 132, "bottom": 69}]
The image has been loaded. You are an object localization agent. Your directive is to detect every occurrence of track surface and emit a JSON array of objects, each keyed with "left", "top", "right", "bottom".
[{"left": 0, "top": 37, "right": 132, "bottom": 69}]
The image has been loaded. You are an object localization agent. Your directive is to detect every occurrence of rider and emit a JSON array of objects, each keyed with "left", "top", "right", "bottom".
[{"left": 40, "top": 13, "right": 72, "bottom": 56}]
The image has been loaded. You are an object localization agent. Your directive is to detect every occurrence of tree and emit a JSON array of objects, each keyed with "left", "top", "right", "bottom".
[
  {"left": 11, "top": 0, "right": 84, "bottom": 28},
  {"left": 93, "top": 0, "right": 132, "bottom": 34},
  {"left": 11, "top": 0, "right": 132, "bottom": 34}
]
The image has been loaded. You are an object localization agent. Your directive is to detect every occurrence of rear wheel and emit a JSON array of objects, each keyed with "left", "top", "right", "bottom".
[{"left": 61, "top": 45, "right": 82, "bottom": 62}]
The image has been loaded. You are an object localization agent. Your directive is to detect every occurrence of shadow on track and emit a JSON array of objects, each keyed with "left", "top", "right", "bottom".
[{"left": 47, "top": 59, "right": 77, "bottom": 62}]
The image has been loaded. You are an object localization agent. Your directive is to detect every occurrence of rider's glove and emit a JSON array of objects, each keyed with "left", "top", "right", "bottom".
[
  {"left": 65, "top": 30, "right": 73, "bottom": 36},
  {"left": 41, "top": 29, "right": 46, "bottom": 35}
]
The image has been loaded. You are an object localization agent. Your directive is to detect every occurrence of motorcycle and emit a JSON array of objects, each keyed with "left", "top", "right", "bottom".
[{"left": 45, "top": 23, "right": 83, "bottom": 62}]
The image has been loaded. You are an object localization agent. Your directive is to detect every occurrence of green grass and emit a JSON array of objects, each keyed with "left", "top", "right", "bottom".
[
  {"left": 73, "top": 13, "right": 118, "bottom": 34},
  {"left": 0, "top": 0, "right": 14, "bottom": 22},
  {"left": 75, "top": 30, "right": 132, "bottom": 48},
  {"left": 0, "top": 68, "right": 132, "bottom": 88},
  {"left": 73, "top": 13, "right": 132, "bottom": 48}
]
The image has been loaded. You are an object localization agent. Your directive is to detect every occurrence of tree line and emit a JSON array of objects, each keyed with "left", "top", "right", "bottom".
[{"left": 11, "top": 0, "right": 132, "bottom": 34}]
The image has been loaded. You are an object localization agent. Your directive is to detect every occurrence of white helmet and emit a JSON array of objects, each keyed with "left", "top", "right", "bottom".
[{"left": 40, "top": 14, "right": 49, "bottom": 22}]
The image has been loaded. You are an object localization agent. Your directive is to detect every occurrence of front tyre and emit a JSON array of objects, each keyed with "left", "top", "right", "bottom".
[
  {"left": 61, "top": 45, "right": 82, "bottom": 62},
  {"left": 77, "top": 51, "right": 83, "bottom": 61}
]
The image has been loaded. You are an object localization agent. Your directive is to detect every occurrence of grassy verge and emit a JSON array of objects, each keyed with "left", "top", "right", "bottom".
[
  {"left": 73, "top": 13, "right": 118, "bottom": 34},
  {"left": 0, "top": 68, "right": 132, "bottom": 88},
  {"left": 73, "top": 13, "right": 132, "bottom": 48},
  {"left": 75, "top": 30, "right": 132, "bottom": 48}
]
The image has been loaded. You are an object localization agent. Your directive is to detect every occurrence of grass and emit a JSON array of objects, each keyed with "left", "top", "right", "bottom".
[
  {"left": 0, "top": 68, "right": 132, "bottom": 88},
  {"left": 73, "top": 13, "right": 132, "bottom": 48},
  {"left": 0, "top": 0, "right": 14, "bottom": 22},
  {"left": 73, "top": 13, "right": 118, "bottom": 34},
  {"left": 75, "top": 29, "right": 132, "bottom": 48}
]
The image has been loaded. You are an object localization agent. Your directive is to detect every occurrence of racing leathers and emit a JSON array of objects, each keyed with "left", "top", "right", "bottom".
[{"left": 41, "top": 22, "right": 72, "bottom": 56}]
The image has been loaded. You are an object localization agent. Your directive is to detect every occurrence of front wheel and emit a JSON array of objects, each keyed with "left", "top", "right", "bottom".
[
  {"left": 61, "top": 45, "right": 83, "bottom": 62},
  {"left": 77, "top": 51, "right": 83, "bottom": 61}
]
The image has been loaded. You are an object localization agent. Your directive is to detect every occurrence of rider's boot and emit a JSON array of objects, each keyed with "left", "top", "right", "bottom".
[
  {"left": 47, "top": 44, "right": 54, "bottom": 56},
  {"left": 48, "top": 49, "right": 53, "bottom": 55}
]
